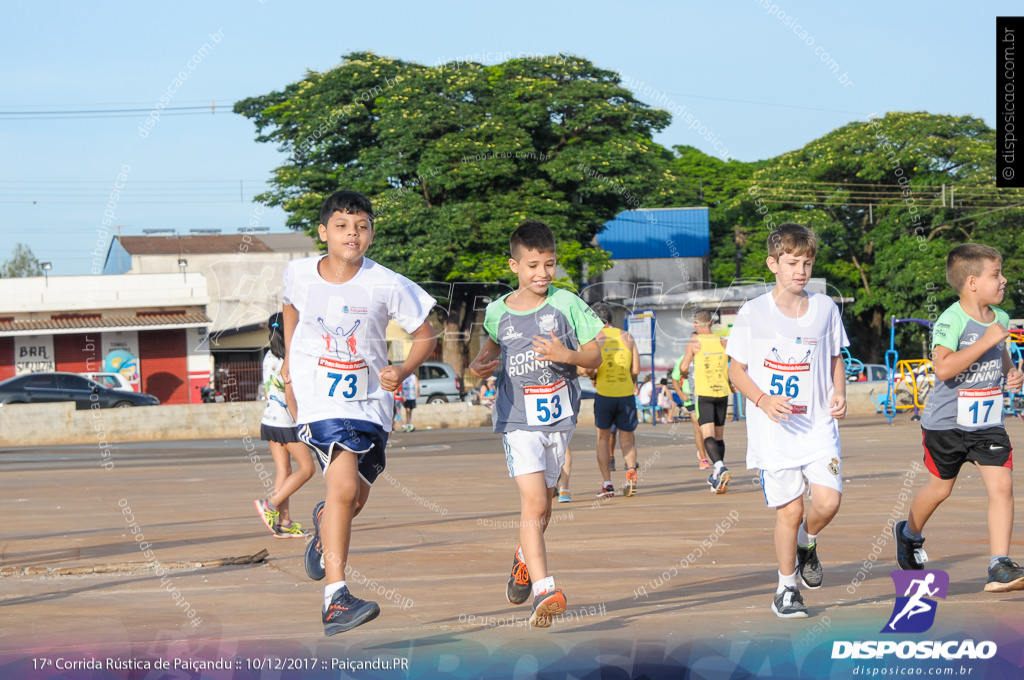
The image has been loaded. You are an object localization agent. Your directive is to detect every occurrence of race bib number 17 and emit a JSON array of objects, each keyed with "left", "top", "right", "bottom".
[
  {"left": 957, "top": 386, "right": 1002, "bottom": 427},
  {"left": 315, "top": 357, "right": 369, "bottom": 401}
]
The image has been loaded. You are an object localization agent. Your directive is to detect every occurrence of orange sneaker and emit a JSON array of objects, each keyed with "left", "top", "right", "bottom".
[
  {"left": 529, "top": 588, "right": 567, "bottom": 628},
  {"left": 624, "top": 468, "right": 638, "bottom": 497}
]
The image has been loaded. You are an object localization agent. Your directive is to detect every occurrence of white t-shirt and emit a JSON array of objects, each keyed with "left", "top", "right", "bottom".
[
  {"left": 400, "top": 373, "right": 418, "bottom": 401},
  {"left": 261, "top": 351, "right": 296, "bottom": 428},
  {"left": 283, "top": 256, "right": 435, "bottom": 430},
  {"left": 726, "top": 291, "right": 849, "bottom": 472},
  {"left": 638, "top": 380, "right": 653, "bottom": 406}
]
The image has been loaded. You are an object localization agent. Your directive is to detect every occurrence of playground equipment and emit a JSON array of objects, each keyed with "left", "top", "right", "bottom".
[
  {"left": 841, "top": 347, "right": 865, "bottom": 378},
  {"left": 879, "top": 317, "right": 935, "bottom": 424}
]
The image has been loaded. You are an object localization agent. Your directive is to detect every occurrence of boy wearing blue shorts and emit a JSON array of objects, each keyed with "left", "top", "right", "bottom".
[
  {"left": 282, "top": 190, "right": 437, "bottom": 635},
  {"left": 469, "top": 221, "right": 603, "bottom": 627},
  {"left": 894, "top": 244, "right": 1024, "bottom": 591},
  {"left": 727, "top": 223, "right": 849, "bottom": 618}
]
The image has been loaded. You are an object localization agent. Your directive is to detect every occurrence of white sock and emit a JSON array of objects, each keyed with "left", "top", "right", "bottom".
[
  {"left": 777, "top": 570, "right": 797, "bottom": 594},
  {"left": 714, "top": 461, "right": 724, "bottom": 473},
  {"left": 324, "top": 580, "right": 347, "bottom": 608},
  {"left": 797, "top": 521, "right": 817, "bottom": 548},
  {"left": 532, "top": 576, "right": 555, "bottom": 597},
  {"left": 603, "top": 480, "right": 612, "bottom": 487}
]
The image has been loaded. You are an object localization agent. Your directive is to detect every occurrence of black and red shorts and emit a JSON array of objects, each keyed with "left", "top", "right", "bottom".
[{"left": 921, "top": 427, "right": 1013, "bottom": 480}]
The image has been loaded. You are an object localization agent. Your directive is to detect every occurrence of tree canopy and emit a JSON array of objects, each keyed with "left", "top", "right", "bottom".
[{"left": 1, "top": 243, "right": 43, "bottom": 278}]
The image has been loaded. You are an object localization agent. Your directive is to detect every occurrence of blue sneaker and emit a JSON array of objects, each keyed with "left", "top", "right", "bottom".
[
  {"left": 304, "top": 501, "right": 326, "bottom": 581},
  {"left": 323, "top": 585, "right": 380, "bottom": 635}
]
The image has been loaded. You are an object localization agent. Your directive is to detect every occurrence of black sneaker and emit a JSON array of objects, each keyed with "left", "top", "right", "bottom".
[
  {"left": 323, "top": 586, "right": 380, "bottom": 635},
  {"left": 597, "top": 483, "right": 614, "bottom": 499},
  {"left": 797, "top": 543, "right": 823, "bottom": 589},
  {"left": 304, "top": 501, "right": 326, "bottom": 581},
  {"left": 529, "top": 588, "right": 567, "bottom": 628},
  {"left": 506, "top": 550, "right": 532, "bottom": 605},
  {"left": 771, "top": 586, "right": 808, "bottom": 618},
  {"left": 893, "top": 520, "right": 928, "bottom": 570},
  {"left": 984, "top": 557, "right": 1024, "bottom": 593}
]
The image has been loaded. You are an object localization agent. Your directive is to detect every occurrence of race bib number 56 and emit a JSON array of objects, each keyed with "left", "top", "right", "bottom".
[
  {"left": 524, "top": 378, "right": 573, "bottom": 426},
  {"left": 315, "top": 357, "right": 369, "bottom": 401}
]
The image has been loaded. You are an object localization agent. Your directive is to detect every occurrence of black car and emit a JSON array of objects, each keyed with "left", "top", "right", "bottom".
[{"left": 0, "top": 372, "right": 161, "bottom": 409}]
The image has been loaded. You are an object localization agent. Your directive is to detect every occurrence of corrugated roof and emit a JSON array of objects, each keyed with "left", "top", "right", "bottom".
[
  {"left": 0, "top": 313, "right": 211, "bottom": 335},
  {"left": 118, "top": 235, "right": 273, "bottom": 255},
  {"left": 597, "top": 208, "right": 709, "bottom": 259},
  {"left": 255, "top": 233, "right": 321, "bottom": 252}
]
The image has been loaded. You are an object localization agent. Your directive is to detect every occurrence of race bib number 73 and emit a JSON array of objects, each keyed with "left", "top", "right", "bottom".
[{"left": 315, "top": 357, "right": 369, "bottom": 401}]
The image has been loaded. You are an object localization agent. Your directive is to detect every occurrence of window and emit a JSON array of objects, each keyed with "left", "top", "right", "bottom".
[
  {"left": 25, "top": 375, "right": 58, "bottom": 389},
  {"left": 62, "top": 375, "right": 93, "bottom": 391}
]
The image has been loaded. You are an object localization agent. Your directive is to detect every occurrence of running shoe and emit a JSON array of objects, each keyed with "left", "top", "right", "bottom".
[
  {"left": 254, "top": 499, "right": 279, "bottom": 533},
  {"left": 771, "top": 586, "right": 808, "bottom": 618},
  {"left": 506, "top": 549, "right": 532, "bottom": 605},
  {"left": 796, "top": 543, "right": 823, "bottom": 589},
  {"left": 892, "top": 520, "right": 928, "bottom": 570},
  {"left": 984, "top": 557, "right": 1024, "bottom": 592},
  {"left": 274, "top": 521, "right": 309, "bottom": 539},
  {"left": 557, "top": 489, "right": 572, "bottom": 503},
  {"left": 529, "top": 588, "right": 567, "bottom": 628},
  {"left": 597, "top": 483, "right": 615, "bottom": 499},
  {"left": 305, "top": 501, "right": 326, "bottom": 581},
  {"left": 323, "top": 586, "right": 380, "bottom": 635},
  {"left": 715, "top": 468, "right": 731, "bottom": 494},
  {"left": 698, "top": 455, "right": 711, "bottom": 470},
  {"left": 624, "top": 468, "right": 638, "bottom": 497}
]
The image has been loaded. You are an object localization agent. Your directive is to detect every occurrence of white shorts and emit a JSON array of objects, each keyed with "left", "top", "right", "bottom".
[
  {"left": 759, "top": 455, "right": 843, "bottom": 508},
  {"left": 502, "top": 429, "right": 572, "bottom": 488}
]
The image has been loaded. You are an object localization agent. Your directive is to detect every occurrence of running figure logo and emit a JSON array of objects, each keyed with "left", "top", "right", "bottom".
[{"left": 882, "top": 570, "right": 949, "bottom": 634}]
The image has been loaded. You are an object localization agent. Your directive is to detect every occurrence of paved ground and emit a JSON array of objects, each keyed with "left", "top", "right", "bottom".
[{"left": 2, "top": 414, "right": 1024, "bottom": 679}]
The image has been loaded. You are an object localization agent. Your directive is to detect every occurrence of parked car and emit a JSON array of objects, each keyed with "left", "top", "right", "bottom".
[
  {"left": 80, "top": 371, "right": 134, "bottom": 392},
  {"left": 848, "top": 363, "right": 890, "bottom": 383},
  {"left": 0, "top": 372, "right": 160, "bottom": 409},
  {"left": 416, "top": 361, "right": 463, "bottom": 404}
]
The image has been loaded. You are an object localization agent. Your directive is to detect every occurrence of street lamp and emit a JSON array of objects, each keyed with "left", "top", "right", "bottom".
[
  {"left": 41, "top": 262, "right": 52, "bottom": 287},
  {"left": 178, "top": 258, "right": 188, "bottom": 283}
]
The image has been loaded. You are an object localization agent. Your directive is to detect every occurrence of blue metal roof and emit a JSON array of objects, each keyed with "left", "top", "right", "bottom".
[{"left": 597, "top": 207, "right": 709, "bottom": 259}]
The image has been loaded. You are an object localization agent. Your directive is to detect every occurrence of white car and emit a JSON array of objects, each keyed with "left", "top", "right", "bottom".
[{"left": 80, "top": 372, "right": 135, "bottom": 392}]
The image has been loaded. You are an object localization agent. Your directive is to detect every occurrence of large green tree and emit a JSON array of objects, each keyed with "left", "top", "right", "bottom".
[
  {"left": 1, "top": 243, "right": 43, "bottom": 278},
  {"left": 235, "top": 52, "right": 673, "bottom": 375},
  {"left": 722, "top": 112, "right": 1023, "bottom": 362}
]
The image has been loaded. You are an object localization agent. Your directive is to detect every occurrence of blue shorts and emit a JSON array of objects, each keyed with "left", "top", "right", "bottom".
[
  {"left": 594, "top": 395, "right": 638, "bottom": 432},
  {"left": 297, "top": 418, "right": 388, "bottom": 484}
]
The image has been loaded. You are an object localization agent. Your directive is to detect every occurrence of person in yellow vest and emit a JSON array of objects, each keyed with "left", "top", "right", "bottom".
[
  {"left": 671, "top": 349, "right": 711, "bottom": 469},
  {"left": 677, "top": 310, "right": 735, "bottom": 494},
  {"left": 586, "top": 302, "right": 641, "bottom": 498}
]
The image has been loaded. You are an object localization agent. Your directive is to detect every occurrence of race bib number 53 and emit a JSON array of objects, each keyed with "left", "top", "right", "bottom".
[
  {"left": 315, "top": 357, "right": 369, "bottom": 401},
  {"left": 524, "top": 378, "right": 573, "bottom": 426}
]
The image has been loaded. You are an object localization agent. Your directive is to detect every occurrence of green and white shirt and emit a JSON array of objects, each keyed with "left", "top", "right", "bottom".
[
  {"left": 484, "top": 288, "right": 604, "bottom": 433},
  {"left": 921, "top": 303, "right": 1009, "bottom": 431}
]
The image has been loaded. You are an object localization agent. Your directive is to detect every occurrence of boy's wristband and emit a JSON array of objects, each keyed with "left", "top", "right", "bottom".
[{"left": 755, "top": 394, "right": 765, "bottom": 408}]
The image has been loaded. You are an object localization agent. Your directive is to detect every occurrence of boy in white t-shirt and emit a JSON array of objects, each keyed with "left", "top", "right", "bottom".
[
  {"left": 726, "top": 223, "right": 849, "bottom": 619},
  {"left": 281, "top": 190, "right": 437, "bottom": 635}
]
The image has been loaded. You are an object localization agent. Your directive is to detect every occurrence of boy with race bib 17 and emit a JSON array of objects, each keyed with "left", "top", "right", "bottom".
[{"left": 894, "top": 243, "right": 1024, "bottom": 592}]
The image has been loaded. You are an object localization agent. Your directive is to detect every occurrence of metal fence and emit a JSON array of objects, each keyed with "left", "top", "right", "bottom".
[{"left": 216, "top": 360, "right": 262, "bottom": 402}]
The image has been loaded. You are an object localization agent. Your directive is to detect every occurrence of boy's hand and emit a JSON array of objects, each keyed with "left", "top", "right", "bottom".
[
  {"left": 983, "top": 323, "right": 1011, "bottom": 349},
  {"left": 830, "top": 392, "right": 847, "bottom": 419},
  {"left": 533, "top": 330, "right": 568, "bottom": 363},
  {"left": 758, "top": 394, "right": 793, "bottom": 423},
  {"left": 378, "top": 365, "right": 403, "bottom": 393},
  {"left": 470, "top": 357, "right": 500, "bottom": 379},
  {"left": 1007, "top": 358, "right": 1024, "bottom": 392}
]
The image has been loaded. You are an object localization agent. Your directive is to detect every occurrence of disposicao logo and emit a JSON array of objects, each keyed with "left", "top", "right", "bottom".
[
  {"left": 882, "top": 570, "right": 948, "bottom": 634},
  {"left": 831, "top": 570, "right": 997, "bottom": 660}
]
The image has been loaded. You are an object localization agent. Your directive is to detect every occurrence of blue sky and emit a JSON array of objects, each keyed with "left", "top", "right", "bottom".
[{"left": 0, "top": 1, "right": 1014, "bottom": 275}]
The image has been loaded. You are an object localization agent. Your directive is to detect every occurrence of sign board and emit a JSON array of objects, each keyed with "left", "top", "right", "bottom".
[{"left": 626, "top": 310, "right": 656, "bottom": 356}]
